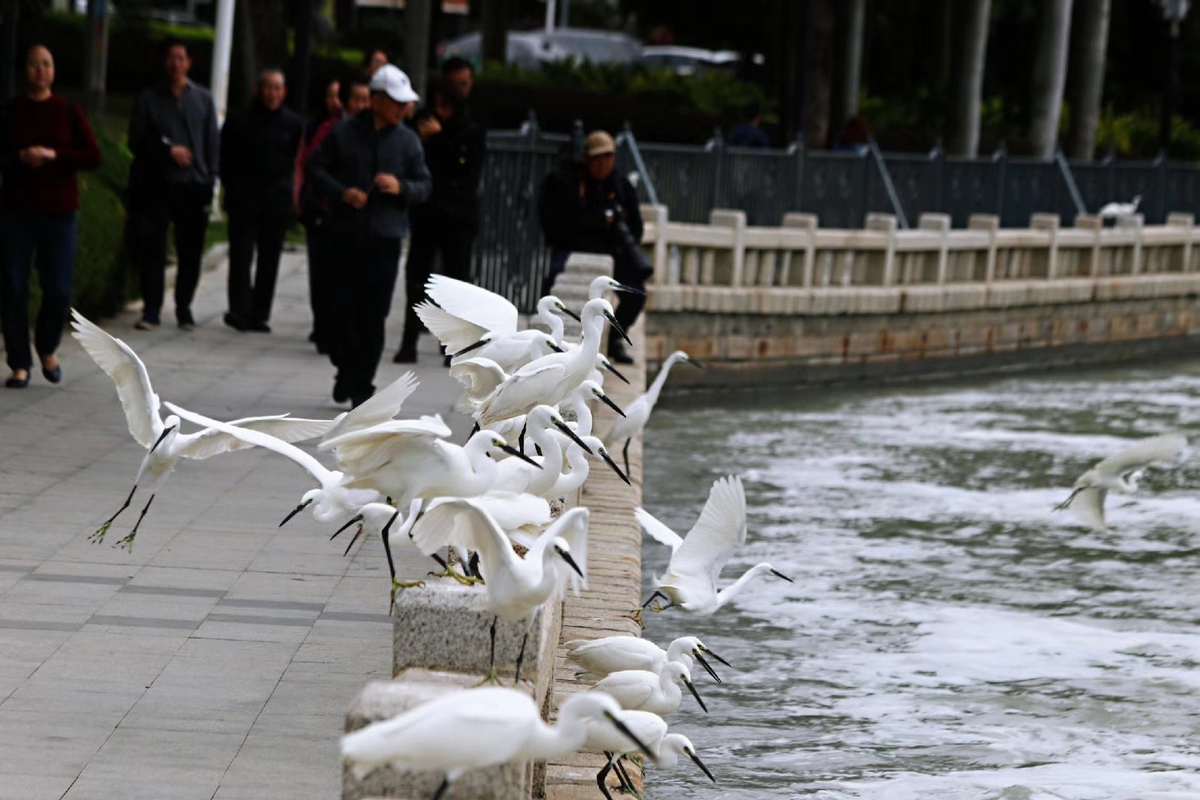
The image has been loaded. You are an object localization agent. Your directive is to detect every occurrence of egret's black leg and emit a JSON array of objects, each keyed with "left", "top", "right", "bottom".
[
  {"left": 641, "top": 590, "right": 669, "bottom": 610},
  {"left": 116, "top": 493, "right": 156, "bottom": 551},
  {"left": 513, "top": 630, "right": 529, "bottom": 686},
  {"left": 518, "top": 422, "right": 527, "bottom": 454},
  {"left": 490, "top": 616, "right": 498, "bottom": 672},
  {"left": 596, "top": 755, "right": 618, "bottom": 800},
  {"left": 430, "top": 777, "right": 452, "bottom": 800},
  {"left": 468, "top": 551, "right": 482, "bottom": 580},
  {"left": 622, "top": 439, "right": 631, "bottom": 478},
  {"left": 614, "top": 756, "right": 637, "bottom": 793},
  {"left": 90, "top": 484, "right": 137, "bottom": 543}
]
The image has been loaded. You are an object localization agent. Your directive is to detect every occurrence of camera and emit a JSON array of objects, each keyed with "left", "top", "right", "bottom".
[{"left": 605, "top": 204, "right": 654, "bottom": 279}]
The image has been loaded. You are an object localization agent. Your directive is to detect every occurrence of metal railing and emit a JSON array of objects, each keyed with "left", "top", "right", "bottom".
[{"left": 469, "top": 122, "right": 1200, "bottom": 312}]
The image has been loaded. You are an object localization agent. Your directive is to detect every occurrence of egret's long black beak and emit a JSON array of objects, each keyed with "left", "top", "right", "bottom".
[
  {"left": 596, "top": 392, "right": 626, "bottom": 418},
  {"left": 603, "top": 311, "right": 632, "bottom": 345},
  {"left": 685, "top": 356, "right": 705, "bottom": 369},
  {"left": 598, "top": 448, "right": 631, "bottom": 485},
  {"left": 451, "top": 339, "right": 488, "bottom": 358},
  {"left": 603, "top": 710, "right": 656, "bottom": 759},
  {"left": 549, "top": 342, "right": 566, "bottom": 353},
  {"left": 330, "top": 513, "right": 363, "bottom": 540},
  {"left": 557, "top": 547, "right": 585, "bottom": 579},
  {"left": 602, "top": 360, "right": 630, "bottom": 384},
  {"left": 614, "top": 282, "right": 646, "bottom": 296},
  {"left": 343, "top": 525, "right": 365, "bottom": 556},
  {"left": 500, "top": 443, "right": 542, "bottom": 469},
  {"left": 683, "top": 678, "right": 708, "bottom": 713},
  {"left": 561, "top": 306, "right": 582, "bottom": 322},
  {"left": 280, "top": 498, "right": 313, "bottom": 527},
  {"left": 686, "top": 748, "right": 717, "bottom": 783},
  {"left": 771, "top": 569, "right": 795, "bottom": 583},
  {"left": 553, "top": 419, "right": 592, "bottom": 454},
  {"left": 692, "top": 650, "right": 722, "bottom": 683},
  {"left": 699, "top": 645, "right": 731, "bottom": 668},
  {"left": 150, "top": 424, "right": 176, "bottom": 454}
]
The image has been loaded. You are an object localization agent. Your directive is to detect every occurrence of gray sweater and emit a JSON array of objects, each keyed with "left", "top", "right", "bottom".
[
  {"left": 128, "top": 80, "right": 219, "bottom": 190},
  {"left": 306, "top": 112, "right": 432, "bottom": 239}
]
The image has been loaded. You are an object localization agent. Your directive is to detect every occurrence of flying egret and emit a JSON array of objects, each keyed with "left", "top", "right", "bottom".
[
  {"left": 591, "top": 661, "right": 708, "bottom": 715},
  {"left": 604, "top": 350, "right": 703, "bottom": 475},
  {"left": 1054, "top": 433, "right": 1188, "bottom": 532},
  {"left": 636, "top": 475, "right": 793, "bottom": 618},
  {"left": 71, "top": 311, "right": 335, "bottom": 550},
  {"left": 473, "top": 298, "right": 629, "bottom": 429},
  {"left": 581, "top": 705, "right": 715, "bottom": 800},
  {"left": 429, "top": 293, "right": 580, "bottom": 365},
  {"left": 410, "top": 499, "right": 589, "bottom": 684},
  {"left": 164, "top": 402, "right": 381, "bottom": 528},
  {"left": 320, "top": 417, "right": 541, "bottom": 511},
  {"left": 341, "top": 687, "right": 656, "bottom": 800},
  {"left": 1098, "top": 194, "right": 1141, "bottom": 220},
  {"left": 566, "top": 635, "right": 729, "bottom": 683}
]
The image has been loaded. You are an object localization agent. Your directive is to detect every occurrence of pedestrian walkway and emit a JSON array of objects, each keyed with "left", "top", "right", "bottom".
[{"left": 0, "top": 249, "right": 471, "bottom": 799}]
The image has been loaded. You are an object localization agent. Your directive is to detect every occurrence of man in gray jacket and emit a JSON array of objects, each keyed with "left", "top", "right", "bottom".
[{"left": 306, "top": 65, "right": 431, "bottom": 407}]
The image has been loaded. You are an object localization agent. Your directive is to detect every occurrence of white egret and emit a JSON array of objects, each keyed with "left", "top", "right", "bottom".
[
  {"left": 591, "top": 662, "right": 708, "bottom": 715},
  {"left": 430, "top": 293, "right": 580, "bottom": 365},
  {"left": 329, "top": 499, "right": 430, "bottom": 610},
  {"left": 581, "top": 705, "right": 715, "bottom": 800},
  {"left": 341, "top": 687, "right": 655, "bottom": 800},
  {"left": 492, "top": 406, "right": 595, "bottom": 496},
  {"left": 565, "top": 635, "right": 729, "bottom": 682},
  {"left": 546, "top": 435, "right": 630, "bottom": 495},
  {"left": 604, "top": 350, "right": 703, "bottom": 475},
  {"left": 588, "top": 275, "right": 646, "bottom": 302},
  {"left": 319, "top": 416, "right": 541, "bottom": 511},
  {"left": 71, "top": 311, "right": 335, "bottom": 550},
  {"left": 410, "top": 499, "right": 589, "bottom": 683},
  {"left": 636, "top": 475, "right": 793, "bottom": 618},
  {"left": 1098, "top": 194, "right": 1141, "bottom": 220},
  {"left": 1055, "top": 433, "right": 1188, "bottom": 532},
  {"left": 473, "top": 298, "right": 629, "bottom": 429},
  {"left": 322, "top": 371, "right": 421, "bottom": 441}
]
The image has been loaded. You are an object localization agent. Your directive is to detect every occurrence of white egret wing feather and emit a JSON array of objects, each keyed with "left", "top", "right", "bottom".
[
  {"left": 669, "top": 475, "right": 747, "bottom": 581},
  {"left": 592, "top": 671, "right": 655, "bottom": 710},
  {"left": 449, "top": 358, "right": 509, "bottom": 402},
  {"left": 1094, "top": 433, "right": 1187, "bottom": 478},
  {"left": 1068, "top": 487, "right": 1108, "bottom": 532},
  {"left": 70, "top": 309, "right": 163, "bottom": 448},
  {"left": 410, "top": 498, "right": 523, "bottom": 578},
  {"left": 416, "top": 301, "right": 490, "bottom": 356},
  {"left": 324, "top": 372, "right": 418, "bottom": 441},
  {"left": 426, "top": 275, "right": 519, "bottom": 335},
  {"left": 634, "top": 507, "right": 684, "bottom": 552},
  {"left": 322, "top": 416, "right": 453, "bottom": 478}
]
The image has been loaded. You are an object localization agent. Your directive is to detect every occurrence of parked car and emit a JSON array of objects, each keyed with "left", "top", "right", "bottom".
[
  {"left": 439, "top": 28, "right": 642, "bottom": 70},
  {"left": 640, "top": 46, "right": 741, "bottom": 77}
]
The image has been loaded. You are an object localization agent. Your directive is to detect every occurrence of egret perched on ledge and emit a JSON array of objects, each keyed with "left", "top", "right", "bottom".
[
  {"left": 636, "top": 475, "right": 793, "bottom": 619},
  {"left": 603, "top": 350, "right": 704, "bottom": 476},
  {"left": 341, "top": 687, "right": 655, "bottom": 800},
  {"left": 566, "top": 634, "right": 729, "bottom": 683},
  {"left": 581, "top": 705, "right": 716, "bottom": 800},
  {"left": 1054, "top": 432, "right": 1188, "bottom": 532},
  {"left": 71, "top": 311, "right": 335, "bottom": 550},
  {"left": 591, "top": 661, "right": 708, "bottom": 715}
]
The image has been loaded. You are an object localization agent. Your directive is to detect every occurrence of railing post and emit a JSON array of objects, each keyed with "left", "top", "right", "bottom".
[
  {"left": 1118, "top": 213, "right": 1145, "bottom": 275},
  {"left": 783, "top": 212, "right": 818, "bottom": 287},
  {"left": 1030, "top": 213, "right": 1061, "bottom": 279},
  {"left": 918, "top": 212, "right": 951, "bottom": 283},
  {"left": 642, "top": 203, "right": 670, "bottom": 285},
  {"left": 709, "top": 209, "right": 746, "bottom": 286},
  {"left": 865, "top": 212, "right": 898, "bottom": 285},
  {"left": 969, "top": 213, "right": 1000, "bottom": 283},
  {"left": 1167, "top": 212, "right": 1195, "bottom": 272},
  {"left": 1074, "top": 214, "right": 1103, "bottom": 277}
]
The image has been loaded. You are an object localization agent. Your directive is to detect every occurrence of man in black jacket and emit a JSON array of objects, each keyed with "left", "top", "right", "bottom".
[
  {"left": 220, "top": 69, "right": 302, "bottom": 333},
  {"left": 539, "top": 130, "right": 645, "bottom": 363},
  {"left": 306, "top": 65, "right": 432, "bottom": 407},
  {"left": 394, "top": 86, "right": 486, "bottom": 364}
]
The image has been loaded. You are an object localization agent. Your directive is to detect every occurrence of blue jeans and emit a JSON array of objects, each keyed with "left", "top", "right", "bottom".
[{"left": 0, "top": 212, "right": 77, "bottom": 372}]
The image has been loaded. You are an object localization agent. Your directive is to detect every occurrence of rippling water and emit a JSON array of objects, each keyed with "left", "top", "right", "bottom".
[{"left": 639, "top": 358, "right": 1200, "bottom": 799}]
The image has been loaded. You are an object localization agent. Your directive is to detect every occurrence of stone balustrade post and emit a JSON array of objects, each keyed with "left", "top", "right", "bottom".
[
  {"left": 782, "top": 212, "right": 818, "bottom": 287},
  {"left": 1117, "top": 213, "right": 1145, "bottom": 275},
  {"left": 968, "top": 214, "right": 1000, "bottom": 283},
  {"left": 1030, "top": 213, "right": 1061, "bottom": 279},
  {"left": 709, "top": 209, "right": 747, "bottom": 286},
  {"left": 1074, "top": 214, "right": 1103, "bottom": 277},
  {"left": 639, "top": 203, "right": 670, "bottom": 285},
  {"left": 1167, "top": 212, "right": 1195, "bottom": 272},
  {"left": 918, "top": 212, "right": 951, "bottom": 283},
  {"left": 865, "top": 213, "right": 898, "bottom": 285}
]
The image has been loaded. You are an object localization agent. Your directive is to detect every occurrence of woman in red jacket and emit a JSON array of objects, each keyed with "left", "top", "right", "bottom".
[{"left": 0, "top": 44, "right": 102, "bottom": 388}]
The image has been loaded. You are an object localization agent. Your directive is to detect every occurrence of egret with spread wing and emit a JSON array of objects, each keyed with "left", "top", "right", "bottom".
[{"left": 1055, "top": 433, "right": 1188, "bottom": 532}]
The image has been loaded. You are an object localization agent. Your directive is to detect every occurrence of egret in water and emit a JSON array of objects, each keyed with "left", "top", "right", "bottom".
[
  {"left": 636, "top": 475, "right": 793, "bottom": 620},
  {"left": 410, "top": 499, "right": 589, "bottom": 684},
  {"left": 1054, "top": 432, "right": 1188, "bottom": 532},
  {"left": 341, "top": 687, "right": 655, "bottom": 800},
  {"left": 603, "top": 350, "right": 703, "bottom": 475},
  {"left": 591, "top": 662, "right": 708, "bottom": 715},
  {"left": 319, "top": 416, "right": 540, "bottom": 511},
  {"left": 566, "top": 635, "right": 729, "bottom": 683},
  {"left": 581, "top": 705, "right": 715, "bottom": 800},
  {"left": 71, "top": 311, "right": 335, "bottom": 550}
]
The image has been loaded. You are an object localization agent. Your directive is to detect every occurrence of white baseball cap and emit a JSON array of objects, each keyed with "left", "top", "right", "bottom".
[{"left": 369, "top": 64, "right": 419, "bottom": 104}]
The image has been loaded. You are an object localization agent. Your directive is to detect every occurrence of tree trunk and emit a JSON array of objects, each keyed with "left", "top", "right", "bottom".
[
  {"left": 404, "top": 0, "right": 432, "bottom": 102},
  {"left": 1065, "top": 0, "right": 1110, "bottom": 161},
  {"left": 1, "top": 0, "right": 20, "bottom": 99},
  {"left": 779, "top": 0, "right": 805, "bottom": 142},
  {"left": 833, "top": 0, "right": 865, "bottom": 130},
  {"left": 1028, "top": 0, "right": 1075, "bottom": 159},
  {"left": 804, "top": 0, "right": 835, "bottom": 148},
  {"left": 947, "top": 0, "right": 991, "bottom": 156},
  {"left": 480, "top": 0, "right": 509, "bottom": 68}
]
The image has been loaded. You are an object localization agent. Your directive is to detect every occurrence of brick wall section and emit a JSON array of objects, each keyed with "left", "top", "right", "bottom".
[{"left": 545, "top": 323, "right": 648, "bottom": 800}]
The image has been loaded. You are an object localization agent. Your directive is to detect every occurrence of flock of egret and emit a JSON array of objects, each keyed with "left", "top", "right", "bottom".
[{"left": 66, "top": 273, "right": 1184, "bottom": 799}]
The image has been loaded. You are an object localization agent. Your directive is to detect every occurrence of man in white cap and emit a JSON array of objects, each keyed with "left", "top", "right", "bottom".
[{"left": 306, "top": 64, "right": 432, "bottom": 407}]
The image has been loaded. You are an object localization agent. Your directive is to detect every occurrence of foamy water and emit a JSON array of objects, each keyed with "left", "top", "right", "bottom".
[{"left": 638, "top": 359, "right": 1200, "bottom": 798}]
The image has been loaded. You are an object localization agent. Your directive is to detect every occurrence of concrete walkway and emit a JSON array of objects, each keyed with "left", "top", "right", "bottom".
[{"left": 0, "top": 249, "right": 471, "bottom": 799}]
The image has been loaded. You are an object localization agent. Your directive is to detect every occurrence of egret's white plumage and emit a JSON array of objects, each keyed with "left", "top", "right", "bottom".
[
  {"left": 341, "top": 687, "right": 652, "bottom": 795},
  {"left": 71, "top": 311, "right": 336, "bottom": 549},
  {"left": 565, "top": 635, "right": 728, "bottom": 682},
  {"left": 637, "top": 475, "right": 793, "bottom": 615},
  {"left": 591, "top": 662, "right": 707, "bottom": 716},
  {"left": 425, "top": 275, "right": 519, "bottom": 338},
  {"left": 1057, "top": 433, "right": 1188, "bottom": 532},
  {"left": 603, "top": 350, "right": 702, "bottom": 473},
  {"left": 580, "top": 705, "right": 716, "bottom": 798},
  {"left": 1098, "top": 194, "right": 1141, "bottom": 219}
]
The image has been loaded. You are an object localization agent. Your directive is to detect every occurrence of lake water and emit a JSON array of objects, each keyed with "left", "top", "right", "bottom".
[{"left": 639, "top": 358, "right": 1200, "bottom": 799}]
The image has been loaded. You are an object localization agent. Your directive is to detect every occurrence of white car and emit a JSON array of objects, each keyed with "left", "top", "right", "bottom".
[
  {"left": 439, "top": 31, "right": 570, "bottom": 70},
  {"left": 640, "top": 46, "right": 742, "bottom": 77}
]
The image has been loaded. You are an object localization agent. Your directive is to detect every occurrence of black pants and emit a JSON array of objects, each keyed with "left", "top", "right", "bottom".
[
  {"left": 305, "top": 222, "right": 333, "bottom": 346},
  {"left": 609, "top": 257, "right": 646, "bottom": 352},
  {"left": 132, "top": 185, "right": 211, "bottom": 324},
  {"left": 0, "top": 212, "right": 76, "bottom": 372},
  {"left": 328, "top": 235, "right": 401, "bottom": 399},
  {"left": 227, "top": 212, "right": 290, "bottom": 325},
  {"left": 399, "top": 215, "right": 475, "bottom": 354}
]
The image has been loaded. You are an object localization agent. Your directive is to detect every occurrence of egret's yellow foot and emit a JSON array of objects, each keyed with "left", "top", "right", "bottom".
[
  {"left": 426, "top": 568, "right": 484, "bottom": 586},
  {"left": 115, "top": 532, "right": 137, "bottom": 552},
  {"left": 89, "top": 523, "right": 111, "bottom": 545},
  {"left": 474, "top": 668, "right": 502, "bottom": 687}
]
